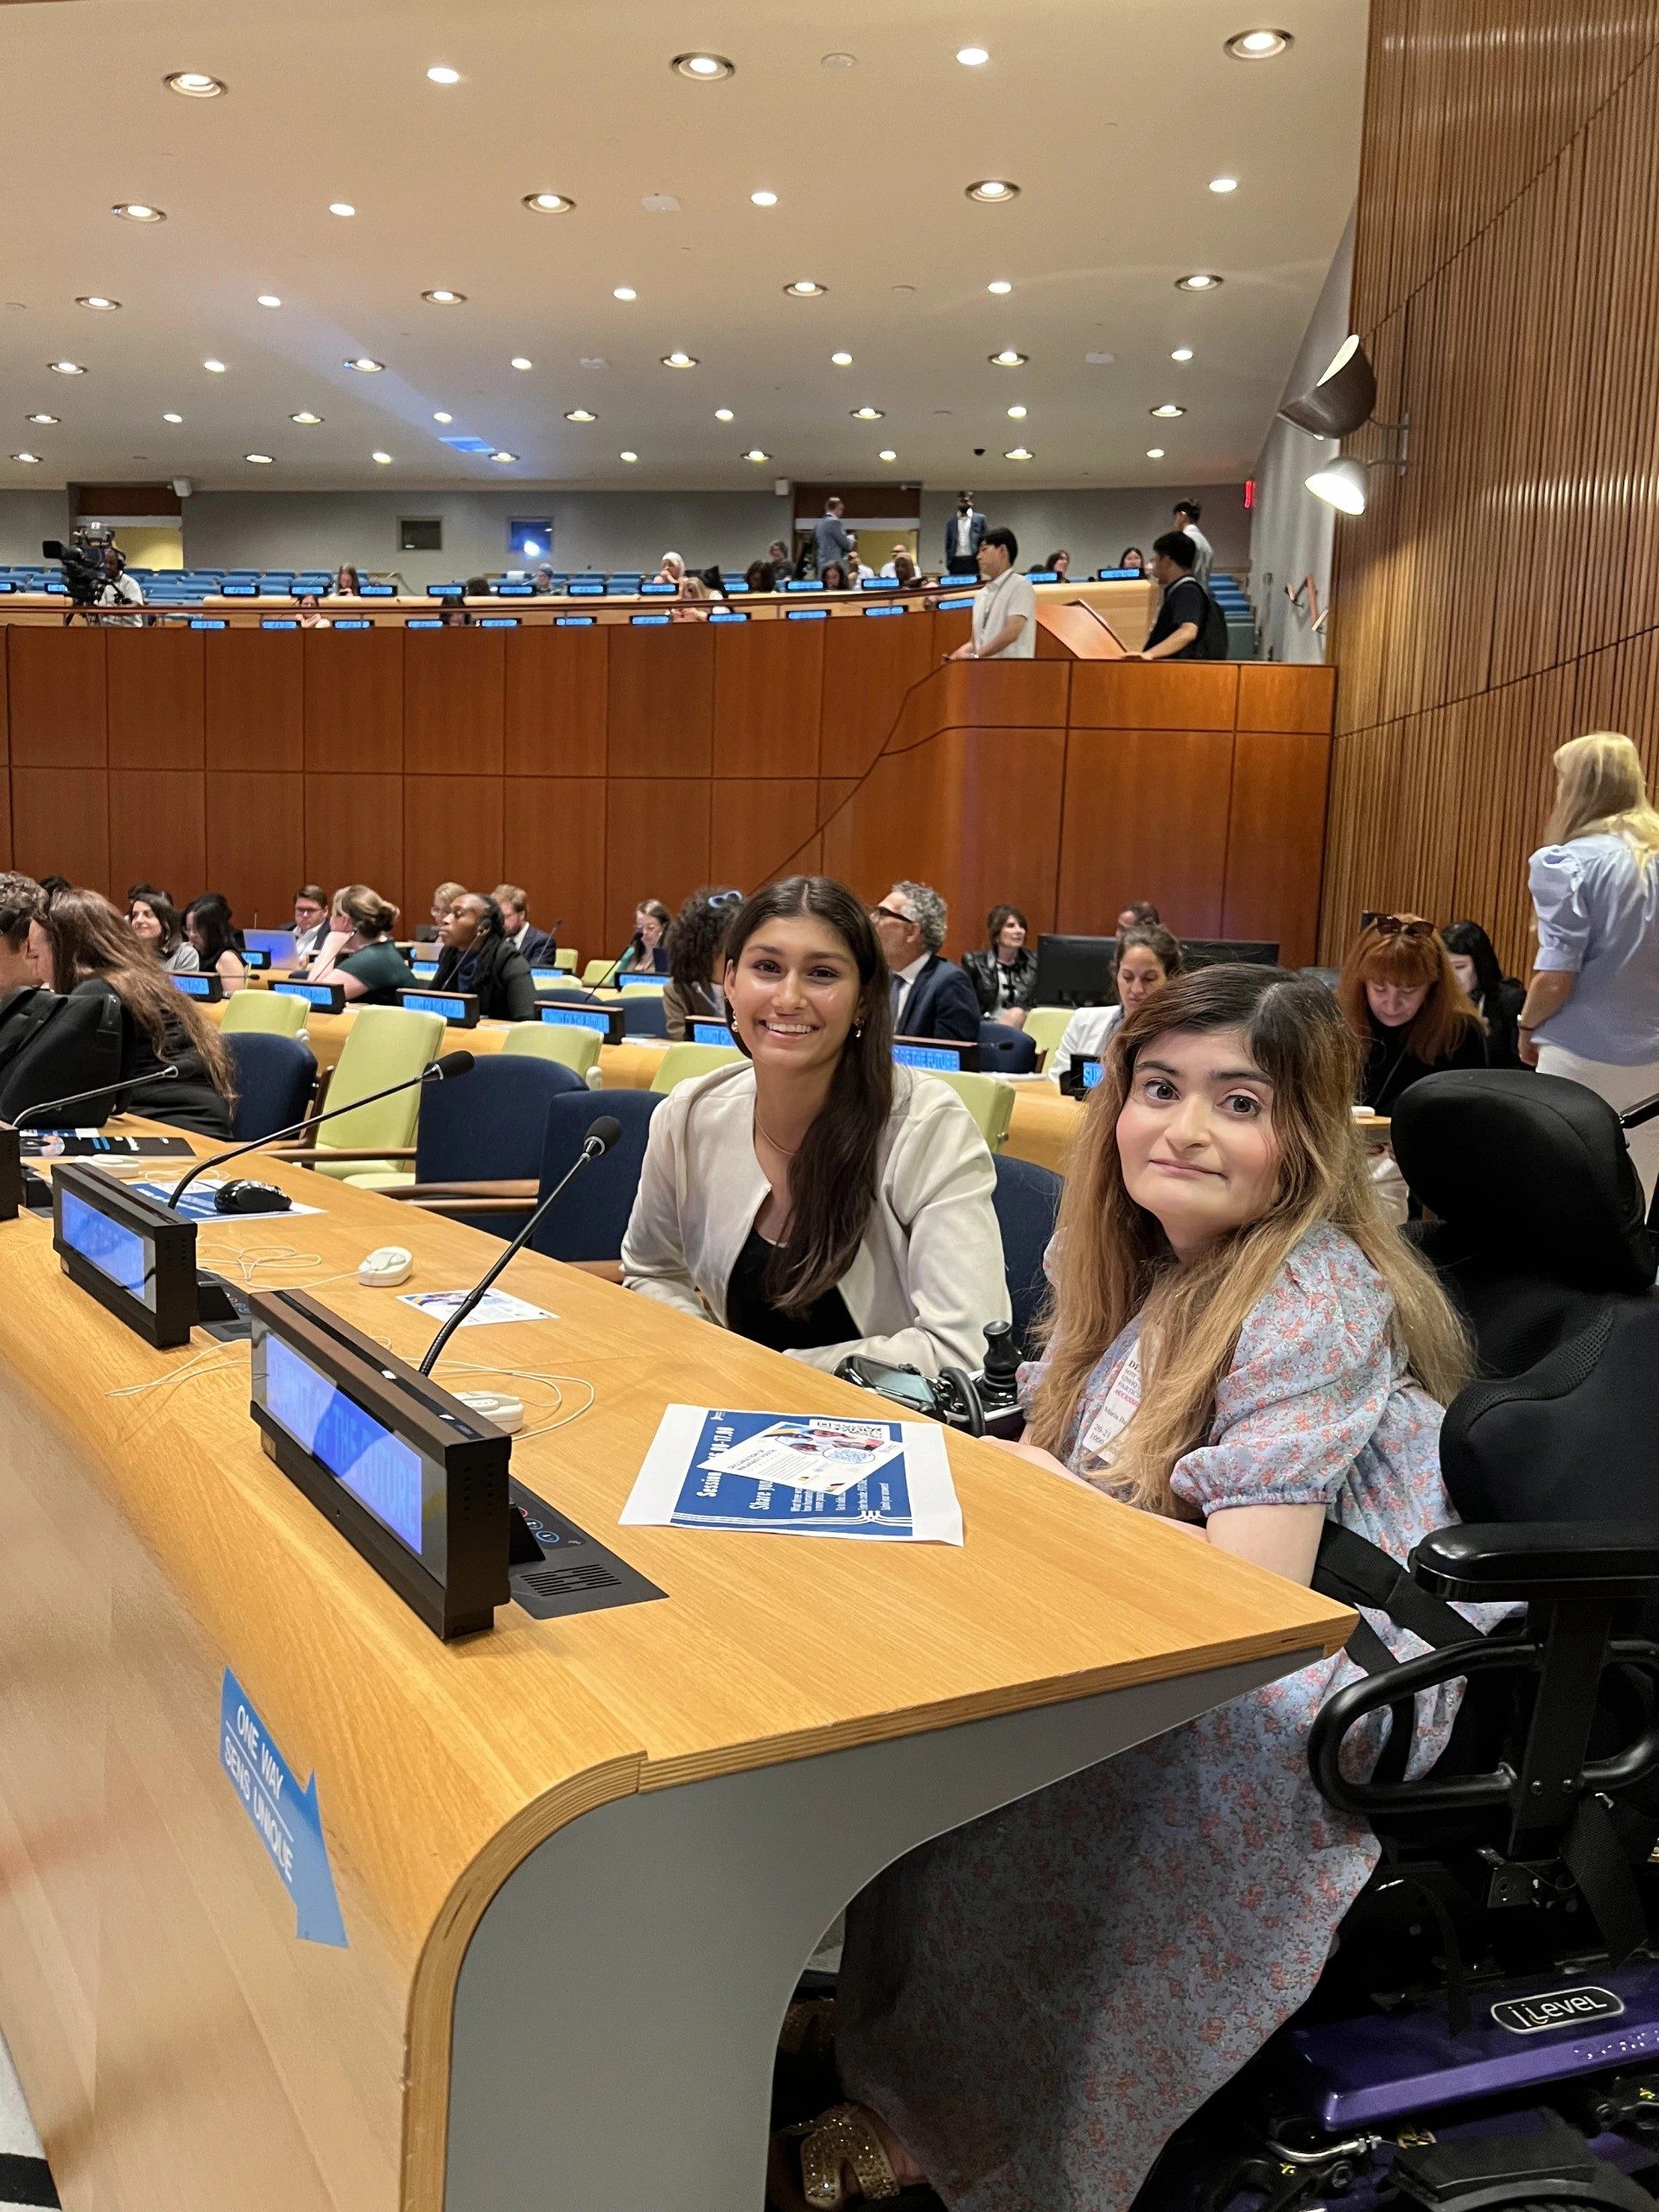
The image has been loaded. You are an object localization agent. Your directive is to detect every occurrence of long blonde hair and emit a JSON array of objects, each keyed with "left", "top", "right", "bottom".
[
  {"left": 1544, "top": 731, "right": 1659, "bottom": 870},
  {"left": 1026, "top": 965, "right": 1471, "bottom": 1516}
]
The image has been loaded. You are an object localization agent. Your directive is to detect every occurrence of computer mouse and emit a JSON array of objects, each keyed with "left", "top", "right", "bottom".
[
  {"left": 213, "top": 1179, "right": 292, "bottom": 1214},
  {"left": 454, "top": 1389, "right": 525, "bottom": 1434},
  {"left": 358, "top": 1245, "right": 414, "bottom": 1287}
]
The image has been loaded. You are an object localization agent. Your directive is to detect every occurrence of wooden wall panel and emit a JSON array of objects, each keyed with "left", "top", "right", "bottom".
[
  {"left": 820, "top": 611, "right": 933, "bottom": 779},
  {"left": 502, "top": 779, "right": 607, "bottom": 966},
  {"left": 1057, "top": 730, "right": 1235, "bottom": 938},
  {"left": 605, "top": 779, "right": 711, "bottom": 946},
  {"left": 607, "top": 627, "right": 713, "bottom": 778},
  {"left": 503, "top": 630, "right": 607, "bottom": 776},
  {"left": 1070, "top": 663, "right": 1236, "bottom": 732},
  {"left": 402, "top": 632, "right": 505, "bottom": 775},
  {"left": 403, "top": 777, "right": 505, "bottom": 913},
  {"left": 0, "top": 631, "right": 9, "bottom": 764},
  {"left": 8, "top": 628, "right": 106, "bottom": 766},
  {"left": 206, "top": 772, "right": 304, "bottom": 928},
  {"left": 205, "top": 631, "right": 303, "bottom": 771},
  {"left": 108, "top": 772, "right": 206, "bottom": 911},
  {"left": 1235, "top": 665, "right": 1338, "bottom": 735},
  {"left": 709, "top": 779, "right": 823, "bottom": 888},
  {"left": 1220, "top": 733, "right": 1332, "bottom": 969},
  {"left": 11, "top": 769, "right": 108, "bottom": 888},
  {"left": 105, "top": 630, "right": 204, "bottom": 770},
  {"left": 710, "top": 622, "right": 823, "bottom": 778},
  {"left": 302, "top": 632, "right": 403, "bottom": 772},
  {"left": 303, "top": 775, "right": 403, "bottom": 919}
]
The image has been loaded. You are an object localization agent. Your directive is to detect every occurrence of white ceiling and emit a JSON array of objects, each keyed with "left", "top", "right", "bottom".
[{"left": 0, "top": 0, "right": 1366, "bottom": 494}]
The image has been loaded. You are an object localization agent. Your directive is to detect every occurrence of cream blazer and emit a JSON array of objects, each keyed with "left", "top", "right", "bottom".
[{"left": 620, "top": 1061, "right": 1011, "bottom": 1376}]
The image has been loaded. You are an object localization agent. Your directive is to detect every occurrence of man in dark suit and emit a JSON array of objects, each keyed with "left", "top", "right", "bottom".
[
  {"left": 492, "top": 884, "right": 554, "bottom": 969},
  {"left": 872, "top": 881, "right": 982, "bottom": 1044},
  {"left": 944, "top": 492, "right": 987, "bottom": 576}
]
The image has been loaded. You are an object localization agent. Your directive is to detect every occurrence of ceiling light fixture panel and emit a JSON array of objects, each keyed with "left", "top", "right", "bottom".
[
  {"left": 661, "top": 351, "right": 697, "bottom": 368},
  {"left": 77, "top": 296, "right": 120, "bottom": 311},
  {"left": 524, "top": 192, "right": 574, "bottom": 214},
  {"left": 673, "top": 51, "right": 735, "bottom": 79},
  {"left": 1226, "top": 28, "right": 1293, "bottom": 59},
  {"left": 345, "top": 356, "right": 384, "bottom": 372},
  {"left": 966, "top": 179, "right": 1019, "bottom": 202},
  {"left": 113, "top": 202, "right": 165, "bottom": 222},
  {"left": 423, "top": 289, "right": 466, "bottom": 306},
  {"left": 990, "top": 349, "right": 1027, "bottom": 367},
  {"left": 750, "top": 190, "right": 778, "bottom": 207},
  {"left": 49, "top": 360, "right": 86, "bottom": 375},
  {"left": 957, "top": 46, "right": 989, "bottom": 66},
  {"left": 564, "top": 408, "right": 595, "bottom": 423},
  {"left": 165, "top": 71, "right": 224, "bottom": 97},
  {"left": 784, "top": 280, "right": 827, "bottom": 297},
  {"left": 1175, "top": 272, "right": 1223, "bottom": 290}
]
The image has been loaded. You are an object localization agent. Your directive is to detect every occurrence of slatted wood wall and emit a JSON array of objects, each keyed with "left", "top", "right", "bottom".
[{"left": 1321, "top": 0, "right": 1659, "bottom": 970}]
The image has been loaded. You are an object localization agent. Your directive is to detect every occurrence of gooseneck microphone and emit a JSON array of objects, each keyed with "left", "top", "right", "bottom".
[
  {"left": 10, "top": 1063, "right": 181, "bottom": 1130},
  {"left": 165, "top": 1050, "right": 476, "bottom": 1211},
  {"left": 417, "top": 1114, "right": 621, "bottom": 1376}
]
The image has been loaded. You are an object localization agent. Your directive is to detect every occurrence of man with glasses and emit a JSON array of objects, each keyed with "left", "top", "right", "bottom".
[
  {"left": 871, "top": 882, "right": 981, "bottom": 1043},
  {"left": 292, "top": 886, "right": 331, "bottom": 963}
]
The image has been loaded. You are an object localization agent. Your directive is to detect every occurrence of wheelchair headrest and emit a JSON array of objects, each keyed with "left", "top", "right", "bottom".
[{"left": 1391, "top": 1069, "right": 1655, "bottom": 1294}]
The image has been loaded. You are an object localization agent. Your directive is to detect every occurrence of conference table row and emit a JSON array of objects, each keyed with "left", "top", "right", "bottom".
[{"left": 0, "top": 1118, "right": 1353, "bottom": 2212}]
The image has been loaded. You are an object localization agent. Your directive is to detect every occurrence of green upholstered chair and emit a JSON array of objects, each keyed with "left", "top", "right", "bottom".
[
  {"left": 501, "top": 1022, "right": 602, "bottom": 1084},
  {"left": 302, "top": 1005, "right": 447, "bottom": 1182},
  {"left": 650, "top": 1042, "right": 745, "bottom": 1095},
  {"left": 1023, "top": 1006, "right": 1075, "bottom": 1070},
  {"left": 932, "top": 1070, "right": 1016, "bottom": 1151},
  {"left": 219, "top": 989, "right": 310, "bottom": 1039},
  {"left": 553, "top": 946, "right": 580, "bottom": 971}
]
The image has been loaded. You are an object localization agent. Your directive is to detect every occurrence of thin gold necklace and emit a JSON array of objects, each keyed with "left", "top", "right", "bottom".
[{"left": 754, "top": 1116, "right": 801, "bottom": 1156}]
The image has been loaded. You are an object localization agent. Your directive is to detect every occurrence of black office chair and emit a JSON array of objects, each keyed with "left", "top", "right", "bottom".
[
  {"left": 224, "top": 1032, "right": 317, "bottom": 1143},
  {"left": 529, "top": 1088, "right": 663, "bottom": 1264},
  {"left": 976, "top": 1019, "right": 1038, "bottom": 1074},
  {"left": 990, "top": 1153, "right": 1060, "bottom": 1355}
]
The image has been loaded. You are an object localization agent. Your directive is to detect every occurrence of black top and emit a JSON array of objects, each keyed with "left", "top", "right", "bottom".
[
  {"left": 1474, "top": 978, "right": 1528, "bottom": 1071},
  {"left": 1361, "top": 1007, "right": 1487, "bottom": 1113},
  {"left": 340, "top": 939, "right": 416, "bottom": 1006},
  {"left": 963, "top": 945, "right": 1037, "bottom": 1016},
  {"left": 0, "top": 977, "right": 232, "bottom": 1136},
  {"left": 1144, "top": 575, "right": 1208, "bottom": 658},
  {"left": 725, "top": 1227, "right": 856, "bottom": 1353},
  {"left": 433, "top": 938, "right": 537, "bottom": 1021}
]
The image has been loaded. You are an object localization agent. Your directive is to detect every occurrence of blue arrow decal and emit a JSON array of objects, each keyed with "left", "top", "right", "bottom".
[{"left": 219, "top": 1670, "right": 347, "bottom": 1948}]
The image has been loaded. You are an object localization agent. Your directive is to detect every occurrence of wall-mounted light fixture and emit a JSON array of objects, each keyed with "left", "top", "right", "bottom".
[{"left": 1279, "top": 334, "right": 1408, "bottom": 515}]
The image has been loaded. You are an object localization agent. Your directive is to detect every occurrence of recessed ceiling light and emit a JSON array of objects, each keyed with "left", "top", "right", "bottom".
[
  {"left": 878, "top": 448, "right": 897, "bottom": 462},
  {"left": 11, "top": 453, "right": 41, "bottom": 465},
  {"left": 372, "top": 450, "right": 393, "bottom": 464},
  {"left": 1225, "top": 28, "right": 1292, "bottom": 60},
  {"left": 162, "top": 410, "right": 182, "bottom": 423},
  {"left": 49, "top": 360, "right": 86, "bottom": 375},
  {"left": 345, "top": 356, "right": 384, "bottom": 372},
  {"left": 257, "top": 294, "right": 283, "bottom": 308},
  {"left": 785, "top": 280, "right": 827, "bottom": 297},
  {"left": 491, "top": 450, "right": 518, "bottom": 463},
  {"left": 715, "top": 407, "right": 734, "bottom": 422},
  {"left": 1172, "top": 346, "right": 1195, "bottom": 362},
  {"left": 830, "top": 351, "right": 854, "bottom": 366},
  {"left": 1151, "top": 403, "right": 1187, "bottom": 418},
  {"left": 851, "top": 405, "right": 883, "bottom": 421},
  {"left": 25, "top": 413, "right": 58, "bottom": 425},
  {"left": 957, "top": 46, "right": 989, "bottom": 66},
  {"left": 580, "top": 357, "right": 606, "bottom": 369},
  {"left": 743, "top": 448, "right": 771, "bottom": 462},
  {"left": 290, "top": 410, "right": 323, "bottom": 424},
  {"left": 750, "top": 190, "right": 779, "bottom": 207},
  {"left": 966, "top": 179, "right": 1020, "bottom": 203},
  {"left": 1147, "top": 446, "right": 1166, "bottom": 459},
  {"left": 821, "top": 53, "right": 856, "bottom": 70},
  {"left": 328, "top": 201, "right": 356, "bottom": 219},
  {"left": 673, "top": 51, "right": 734, "bottom": 79},
  {"left": 613, "top": 286, "right": 638, "bottom": 302},
  {"left": 661, "top": 351, "right": 697, "bottom": 368},
  {"left": 78, "top": 296, "right": 120, "bottom": 311},
  {"left": 1004, "top": 447, "right": 1033, "bottom": 461},
  {"left": 990, "top": 349, "right": 1027, "bottom": 367},
  {"left": 1176, "top": 272, "right": 1223, "bottom": 290},
  {"left": 113, "top": 202, "right": 166, "bottom": 222},
  {"left": 164, "top": 71, "right": 225, "bottom": 98},
  {"left": 523, "top": 192, "right": 574, "bottom": 214},
  {"left": 245, "top": 452, "right": 274, "bottom": 465},
  {"left": 510, "top": 355, "right": 533, "bottom": 371},
  {"left": 620, "top": 450, "right": 639, "bottom": 463},
  {"left": 987, "top": 279, "right": 1013, "bottom": 296},
  {"left": 433, "top": 410, "right": 453, "bottom": 423},
  {"left": 1084, "top": 351, "right": 1116, "bottom": 365},
  {"left": 426, "top": 65, "right": 461, "bottom": 84},
  {"left": 564, "top": 408, "right": 596, "bottom": 423},
  {"left": 1006, "top": 404, "right": 1027, "bottom": 419},
  {"left": 423, "top": 289, "right": 466, "bottom": 306},
  {"left": 1209, "top": 175, "right": 1239, "bottom": 194},
  {"left": 203, "top": 358, "right": 228, "bottom": 373}
]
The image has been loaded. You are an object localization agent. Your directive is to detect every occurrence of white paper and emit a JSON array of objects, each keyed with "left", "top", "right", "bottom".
[
  {"left": 397, "top": 1287, "right": 555, "bottom": 1327},
  {"left": 701, "top": 1417, "right": 906, "bottom": 1494},
  {"left": 132, "top": 1176, "right": 324, "bottom": 1222}
]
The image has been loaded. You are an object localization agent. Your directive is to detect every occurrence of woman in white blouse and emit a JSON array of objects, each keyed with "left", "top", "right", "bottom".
[
  {"left": 1051, "top": 925, "right": 1184, "bottom": 1077},
  {"left": 621, "top": 876, "right": 1009, "bottom": 1376}
]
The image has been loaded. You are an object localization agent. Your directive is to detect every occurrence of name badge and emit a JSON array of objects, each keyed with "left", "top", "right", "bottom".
[{"left": 1079, "top": 1339, "right": 1143, "bottom": 1468}]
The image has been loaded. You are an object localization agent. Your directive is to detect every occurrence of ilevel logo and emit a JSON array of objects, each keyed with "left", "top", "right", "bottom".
[{"left": 1491, "top": 1986, "right": 1624, "bottom": 2036}]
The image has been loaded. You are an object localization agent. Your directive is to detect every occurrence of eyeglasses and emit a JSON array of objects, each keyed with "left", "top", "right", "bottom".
[
  {"left": 708, "top": 888, "right": 743, "bottom": 909},
  {"left": 1372, "top": 915, "right": 1433, "bottom": 939}
]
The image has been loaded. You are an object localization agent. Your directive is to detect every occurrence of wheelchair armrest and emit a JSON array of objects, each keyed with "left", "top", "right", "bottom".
[{"left": 1413, "top": 1522, "right": 1659, "bottom": 1605}]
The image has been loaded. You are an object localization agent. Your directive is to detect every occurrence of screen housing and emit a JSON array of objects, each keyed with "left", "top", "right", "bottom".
[
  {"left": 539, "top": 1002, "right": 624, "bottom": 1044},
  {"left": 893, "top": 1036, "right": 980, "bottom": 1072},
  {"left": 52, "top": 1160, "right": 200, "bottom": 1349},
  {"left": 272, "top": 981, "right": 346, "bottom": 1014},
  {"left": 397, "top": 988, "right": 479, "bottom": 1028}
]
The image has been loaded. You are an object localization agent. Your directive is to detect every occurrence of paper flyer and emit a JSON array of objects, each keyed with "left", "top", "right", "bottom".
[
  {"left": 133, "top": 1178, "right": 324, "bottom": 1222},
  {"left": 398, "top": 1287, "right": 556, "bottom": 1328},
  {"left": 620, "top": 1403, "right": 963, "bottom": 1544}
]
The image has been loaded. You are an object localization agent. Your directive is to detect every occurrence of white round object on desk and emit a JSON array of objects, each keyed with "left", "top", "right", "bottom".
[
  {"left": 454, "top": 1389, "right": 524, "bottom": 1433},
  {"left": 358, "top": 1245, "right": 413, "bottom": 1287}
]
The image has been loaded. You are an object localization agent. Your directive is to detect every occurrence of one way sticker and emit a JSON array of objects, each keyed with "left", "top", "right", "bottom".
[{"left": 219, "top": 1669, "right": 347, "bottom": 1948}]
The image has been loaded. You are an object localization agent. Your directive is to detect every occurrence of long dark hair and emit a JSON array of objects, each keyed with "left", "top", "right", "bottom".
[
  {"left": 667, "top": 887, "right": 741, "bottom": 1009},
  {"left": 723, "top": 876, "right": 894, "bottom": 1312},
  {"left": 37, "top": 888, "right": 235, "bottom": 1097},
  {"left": 186, "top": 892, "right": 239, "bottom": 969},
  {"left": 1440, "top": 919, "right": 1506, "bottom": 1006},
  {"left": 130, "top": 893, "right": 186, "bottom": 958}
]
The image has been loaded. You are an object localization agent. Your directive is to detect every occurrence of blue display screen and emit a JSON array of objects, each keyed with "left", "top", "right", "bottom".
[
  {"left": 60, "top": 1190, "right": 154, "bottom": 1308},
  {"left": 410, "top": 964, "right": 439, "bottom": 982},
  {"left": 1080, "top": 1056, "right": 1106, "bottom": 1090},
  {"left": 541, "top": 1007, "right": 610, "bottom": 1033},
  {"left": 241, "top": 948, "right": 271, "bottom": 969},
  {"left": 404, "top": 991, "right": 467, "bottom": 1020},
  {"left": 618, "top": 976, "right": 664, "bottom": 991},
  {"left": 261, "top": 1333, "right": 426, "bottom": 1554},
  {"left": 273, "top": 983, "right": 336, "bottom": 1007},
  {"left": 893, "top": 1043, "right": 962, "bottom": 1071},
  {"left": 691, "top": 1020, "right": 734, "bottom": 1046},
  {"left": 190, "top": 618, "right": 227, "bottom": 629},
  {"left": 172, "top": 973, "right": 217, "bottom": 996},
  {"left": 556, "top": 615, "right": 595, "bottom": 626},
  {"left": 938, "top": 595, "right": 974, "bottom": 611},
  {"left": 787, "top": 607, "right": 828, "bottom": 621},
  {"left": 630, "top": 613, "right": 671, "bottom": 626}
]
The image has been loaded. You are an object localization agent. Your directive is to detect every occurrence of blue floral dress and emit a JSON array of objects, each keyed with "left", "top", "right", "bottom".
[{"left": 836, "top": 1222, "right": 1465, "bottom": 2211}]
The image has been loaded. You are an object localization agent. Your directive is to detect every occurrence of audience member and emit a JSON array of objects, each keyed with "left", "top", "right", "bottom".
[
  {"left": 531, "top": 563, "right": 558, "bottom": 595},
  {"left": 1174, "top": 498, "right": 1214, "bottom": 586},
  {"left": 97, "top": 545, "right": 145, "bottom": 626},
  {"left": 949, "top": 526, "right": 1035, "bottom": 660},
  {"left": 1522, "top": 729, "right": 1659, "bottom": 1199},
  {"left": 37, "top": 876, "right": 69, "bottom": 900},
  {"left": 1117, "top": 898, "right": 1160, "bottom": 930},
  {"left": 184, "top": 893, "right": 246, "bottom": 995},
  {"left": 1044, "top": 549, "right": 1071, "bottom": 580},
  {"left": 332, "top": 564, "right": 362, "bottom": 597},
  {"left": 744, "top": 558, "right": 774, "bottom": 594},
  {"left": 1339, "top": 914, "right": 1485, "bottom": 1220},
  {"left": 437, "top": 602, "right": 471, "bottom": 627},
  {"left": 416, "top": 880, "right": 466, "bottom": 944},
  {"left": 491, "top": 886, "right": 553, "bottom": 968},
  {"left": 768, "top": 538, "right": 795, "bottom": 589},
  {"left": 0, "top": 874, "right": 41, "bottom": 999},
  {"left": 814, "top": 966, "right": 1469, "bottom": 2210},
  {"left": 944, "top": 490, "right": 986, "bottom": 577},
  {"left": 880, "top": 543, "right": 911, "bottom": 580},
  {"left": 1441, "top": 920, "right": 1524, "bottom": 1069},
  {"left": 963, "top": 903, "right": 1038, "bottom": 1025},
  {"left": 847, "top": 535, "right": 875, "bottom": 584},
  {"left": 127, "top": 880, "right": 172, "bottom": 907},
  {"left": 291, "top": 886, "right": 331, "bottom": 962},
  {"left": 618, "top": 899, "right": 671, "bottom": 977},
  {"left": 889, "top": 551, "right": 922, "bottom": 589},
  {"left": 127, "top": 893, "right": 199, "bottom": 974},
  {"left": 1133, "top": 532, "right": 1209, "bottom": 662},
  {"left": 870, "top": 882, "right": 980, "bottom": 1041},
  {"left": 1052, "top": 924, "right": 1184, "bottom": 1075},
  {"left": 308, "top": 885, "right": 414, "bottom": 1003},
  {"left": 820, "top": 561, "right": 851, "bottom": 594},
  {"left": 296, "top": 593, "right": 331, "bottom": 630},
  {"left": 664, "top": 887, "right": 741, "bottom": 1038},
  {"left": 10, "top": 888, "right": 233, "bottom": 1136},
  {"left": 654, "top": 551, "right": 687, "bottom": 588},
  {"left": 672, "top": 575, "right": 712, "bottom": 621},
  {"left": 1119, "top": 545, "right": 1148, "bottom": 575},
  {"left": 621, "top": 876, "right": 1007, "bottom": 1373},
  {"left": 813, "top": 497, "right": 855, "bottom": 581},
  {"left": 434, "top": 893, "right": 537, "bottom": 1020}
]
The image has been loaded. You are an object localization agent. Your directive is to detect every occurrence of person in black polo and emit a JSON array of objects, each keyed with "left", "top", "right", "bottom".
[{"left": 1132, "top": 530, "right": 1210, "bottom": 662}]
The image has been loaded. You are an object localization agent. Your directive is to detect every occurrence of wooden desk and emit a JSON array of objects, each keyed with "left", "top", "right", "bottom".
[{"left": 0, "top": 1128, "right": 1351, "bottom": 2212}]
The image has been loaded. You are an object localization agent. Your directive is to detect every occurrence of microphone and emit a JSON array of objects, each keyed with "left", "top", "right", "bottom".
[
  {"left": 417, "top": 1114, "right": 621, "bottom": 1376},
  {"left": 9, "top": 1064, "right": 181, "bottom": 1130},
  {"left": 165, "top": 1050, "right": 476, "bottom": 1211}
]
